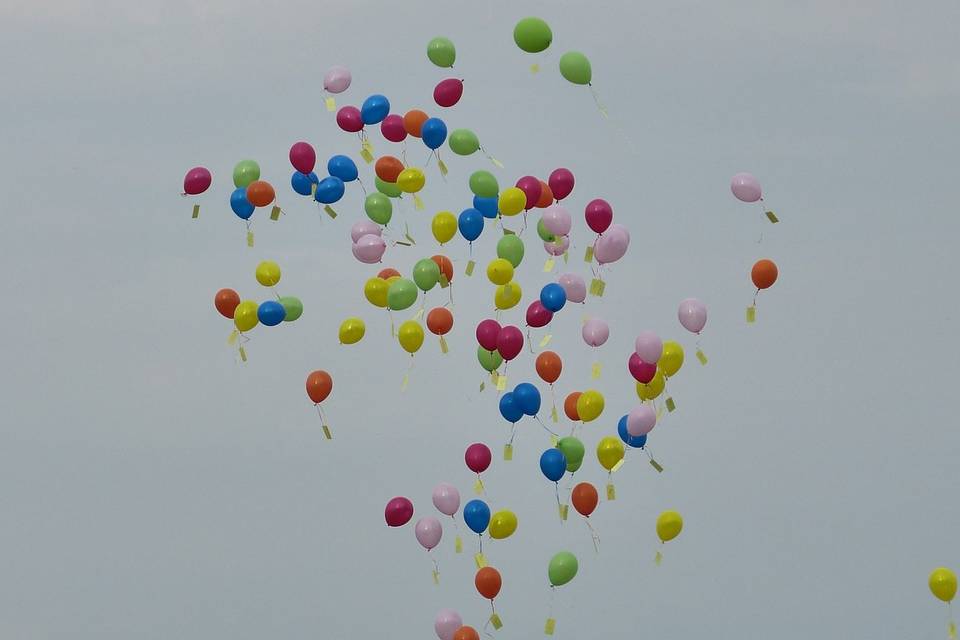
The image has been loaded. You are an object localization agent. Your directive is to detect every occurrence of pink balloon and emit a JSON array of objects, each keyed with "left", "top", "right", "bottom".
[
  {"left": 593, "top": 226, "right": 629, "bottom": 264},
  {"left": 582, "top": 317, "right": 610, "bottom": 347},
  {"left": 182, "top": 166, "right": 211, "bottom": 195},
  {"left": 380, "top": 114, "right": 407, "bottom": 142},
  {"left": 433, "top": 78, "right": 464, "bottom": 108},
  {"left": 350, "top": 220, "right": 382, "bottom": 243},
  {"left": 634, "top": 331, "right": 663, "bottom": 364},
  {"left": 434, "top": 609, "right": 463, "bottom": 640},
  {"left": 432, "top": 482, "right": 461, "bottom": 516},
  {"left": 352, "top": 234, "right": 386, "bottom": 264},
  {"left": 515, "top": 176, "right": 542, "bottom": 211},
  {"left": 415, "top": 516, "right": 443, "bottom": 550},
  {"left": 628, "top": 353, "right": 657, "bottom": 383},
  {"left": 548, "top": 168, "right": 574, "bottom": 200},
  {"left": 584, "top": 198, "right": 613, "bottom": 234},
  {"left": 678, "top": 298, "right": 708, "bottom": 334},
  {"left": 558, "top": 273, "right": 586, "bottom": 304},
  {"left": 289, "top": 141, "right": 316, "bottom": 174},
  {"left": 544, "top": 236, "right": 569, "bottom": 256},
  {"left": 627, "top": 404, "right": 657, "bottom": 437},
  {"left": 385, "top": 496, "right": 414, "bottom": 527},
  {"left": 465, "top": 443, "right": 492, "bottom": 474},
  {"left": 475, "top": 319, "right": 501, "bottom": 352},
  {"left": 525, "top": 301, "right": 554, "bottom": 328},
  {"left": 543, "top": 205, "right": 572, "bottom": 236},
  {"left": 497, "top": 325, "right": 524, "bottom": 361},
  {"left": 323, "top": 65, "right": 352, "bottom": 94},
  {"left": 731, "top": 172, "right": 762, "bottom": 203},
  {"left": 609, "top": 223, "right": 630, "bottom": 243},
  {"left": 336, "top": 106, "right": 364, "bottom": 133}
]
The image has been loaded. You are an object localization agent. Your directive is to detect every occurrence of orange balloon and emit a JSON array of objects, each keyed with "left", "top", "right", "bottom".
[
  {"left": 375, "top": 156, "right": 404, "bottom": 183},
  {"left": 306, "top": 370, "right": 333, "bottom": 404},
  {"left": 452, "top": 626, "right": 479, "bottom": 640},
  {"left": 475, "top": 566, "right": 502, "bottom": 600},
  {"left": 431, "top": 254, "right": 454, "bottom": 283},
  {"left": 214, "top": 288, "right": 240, "bottom": 319},
  {"left": 378, "top": 267, "right": 401, "bottom": 279},
  {"left": 426, "top": 307, "right": 454, "bottom": 336},
  {"left": 245, "top": 180, "right": 275, "bottom": 207},
  {"left": 535, "top": 180, "right": 554, "bottom": 208},
  {"left": 751, "top": 259, "right": 778, "bottom": 290},
  {"left": 404, "top": 109, "right": 429, "bottom": 137},
  {"left": 564, "top": 392, "right": 581, "bottom": 421},
  {"left": 571, "top": 482, "right": 599, "bottom": 517},
  {"left": 535, "top": 350, "right": 562, "bottom": 384}
]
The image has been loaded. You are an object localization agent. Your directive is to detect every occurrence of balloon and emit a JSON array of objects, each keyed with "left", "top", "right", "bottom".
[
  {"left": 634, "top": 331, "right": 663, "bottom": 364},
  {"left": 398, "top": 320, "right": 425, "bottom": 354},
  {"left": 279, "top": 296, "right": 303, "bottom": 322},
  {"left": 543, "top": 205, "right": 572, "bottom": 236},
  {"left": 434, "top": 78, "right": 464, "bottom": 108},
  {"left": 477, "top": 346, "right": 503, "bottom": 372},
  {"left": 449, "top": 128, "right": 480, "bottom": 156},
  {"left": 594, "top": 226, "right": 630, "bottom": 264},
  {"left": 497, "top": 234, "right": 525, "bottom": 267},
  {"left": 289, "top": 141, "right": 316, "bottom": 174},
  {"left": 257, "top": 300, "right": 286, "bottom": 326},
  {"left": 385, "top": 496, "right": 414, "bottom": 527},
  {"left": 536, "top": 218, "right": 556, "bottom": 242},
  {"left": 929, "top": 568, "right": 958, "bottom": 603},
  {"left": 515, "top": 176, "right": 542, "bottom": 211},
  {"left": 465, "top": 443, "right": 492, "bottom": 474},
  {"left": 548, "top": 168, "right": 574, "bottom": 200},
  {"left": 628, "top": 353, "right": 657, "bottom": 384},
  {"left": 352, "top": 234, "right": 387, "bottom": 264},
  {"left": 291, "top": 170, "right": 320, "bottom": 196},
  {"left": 469, "top": 171, "right": 499, "bottom": 198},
  {"left": 596, "top": 436, "right": 624, "bottom": 471},
  {"left": 431, "top": 255, "right": 454, "bottom": 283},
  {"left": 255, "top": 261, "right": 281, "bottom": 287},
  {"left": 636, "top": 370, "right": 666, "bottom": 401},
  {"left": 486, "top": 258, "right": 514, "bottom": 286},
  {"left": 557, "top": 273, "right": 586, "bottom": 304},
  {"left": 327, "top": 154, "right": 358, "bottom": 182},
  {"left": 513, "top": 17, "right": 552, "bottom": 53},
  {"left": 314, "top": 176, "right": 345, "bottom": 204},
  {"left": 627, "top": 404, "right": 656, "bottom": 437},
  {"left": 540, "top": 448, "right": 567, "bottom": 482},
  {"left": 415, "top": 516, "right": 443, "bottom": 550},
  {"left": 426, "top": 211, "right": 456, "bottom": 244},
  {"left": 427, "top": 36, "right": 456, "bottom": 68},
  {"left": 364, "top": 192, "right": 393, "bottom": 225},
  {"left": 305, "top": 370, "right": 333, "bottom": 403},
  {"left": 476, "top": 319, "right": 501, "bottom": 352},
  {"left": 458, "top": 208, "right": 484, "bottom": 242},
  {"left": 380, "top": 114, "right": 407, "bottom": 142},
  {"left": 576, "top": 390, "right": 604, "bottom": 423},
  {"left": 421, "top": 118, "right": 448, "bottom": 150},
  {"left": 496, "top": 325, "right": 523, "bottom": 361},
  {"left": 571, "top": 482, "right": 598, "bottom": 516},
  {"left": 434, "top": 609, "right": 462, "bottom": 640},
  {"left": 336, "top": 105, "right": 363, "bottom": 133},
  {"left": 557, "top": 436, "right": 585, "bottom": 473},
  {"left": 378, "top": 268, "right": 401, "bottom": 279},
  {"left": 498, "top": 187, "right": 527, "bottom": 217},
  {"left": 498, "top": 392, "right": 523, "bottom": 424},
  {"left": 559, "top": 51, "right": 592, "bottom": 85},
  {"left": 375, "top": 176, "right": 402, "bottom": 198},
  {"left": 659, "top": 341, "right": 684, "bottom": 377},
  {"left": 404, "top": 109, "right": 429, "bottom": 137},
  {"left": 584, "top": 198, "right": 613, "bottom": 234},
  {"left": 656, "top": 510, "right": 683, "bottom": 542},
  {"left": 230, "top": 188, "right": 254, "bottom": 220},
  {"left": 413, "top": 258, "right": 441, "bottom": 291},
  {"left": 246, "top": 180, "right": 275, "bottom": 207},
  {"left": 364, "top": 277, "right": 389, "bottom": 308},
  {"left": 463, "top": 499, "right": 490, "bottom": 534},
  {"left": 323, "top": 65, "right": 351, "bottom": 93},
  {"left": 375, "top": 156, "right": 404, "bottom": 183},
  {"left": 535, "top": 351, "right": 562, "bottom": 384},
  {"left": 233, "top": 300, "right": 259, "bottom": 332},
  {"left": 514, "top": 382, "right": 542, "bottom": 416},
  {"left": 387, "top": 278, "right": 418, "bottom": 311},
  {"left": 475, "top": 566, "right": 502, "bottom": 600},
  {"left": 453, "top": 626, "right": 479, "bottom": 640},
  {"left": 338, "top": 317, "right": 365, "bottom": 344},
  {"left": 474, "top": 195, "right": 498, "bottom": 219},
  {"left": 752, "top": 259, "right": 778, "bottom": 289},
  {"left": 351, "top": 220, "right": 382, "bottom": 243},
  {"left": 547, "top": 551, "right": 578, "bottom": 587},
  {"left": 488, "top": 509, "right": 518, "bottom": 539},
  {"left": 582, "top": 317, "right": 609, "bottom": 347},
  {"left": 427, "top": 307, "right": 454, "bottom": 335},
  {"left": 525, "top": 301, "right": 553, "bottom": 328},
  {"left": 618, "top": 414, "right": 648, "bottom": 448},
  {"left": 360, "top": 94, "right": 390, "bottom": 125},
  {"left": 678, "top": 298, "right": 708, "bottom": 334},
  {"left": 233, "top": 159, "right": 260, "bottom": 188},
  {"left": 731, "top": 172, "right": 762, "bottom": 202},
  {"left": 432, "top": 483, "right": 461, "bottom": 516},
  {"left": 396, "top": 168, "right": 426, "bottom": 194},
  {"left": 494, "top": 282, "right": 522, "bottom": 310},
  {"left": 564, "top": 392, "right": 581, "bottom": 421},
  {"left": 183, "top": 166, "right": 211, "bottom": 195},
  {"left": 214, "top": 288, "right": 240, "bottom": 319},
  {"left": 544, "top": 236, "right": 569, "bottom": 256},
  {"left": 536, "top": 180, "right": 554, "bottom": 207},
  {"left": 540, "top": 283, "right": 567, "bottom": 312}
]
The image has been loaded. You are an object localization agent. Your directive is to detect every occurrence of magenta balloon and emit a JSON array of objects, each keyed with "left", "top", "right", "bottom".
[
  {"left": 352, "top": 234, "right": 386, "bottom": 264},
  {"left": 731, "top": 172, "right": 762, "bottom": 203},
  {"left": 548, "top": 168, "right": 575, "bottom": 200},
  {"left": 464, "top": 442, "right": 492, "bottom": 474},
  {"left": 582, "top": 317, "right": 610, "bottom": 347},
  {"left": 634, "top": 331, "right": 663, "bottom": 364},
  {"left": 415, "top": 516, "right": 443, "bottom": 550},
  {"left": 336, "top": 106, "right": 364, "bottom": 133},
  {"left": 432, "top": 482, "right": 461, "bottom": 516},
  {"left": 350, "top": 220, "right": 382, "bottom": 243},
  {"left": 380, "top": 114, "right": 407, "bottom": 142},
  {"left": 557, "top": 273, "right": 586, "bottom": 304},
  {"left": 323, "top": 65, "right": 352, "bottom": 94},
  {"left": 627, "top": 404, "right": 657, "bottom": 437},
  {"left": 496, "top": 325, "right": 524, "bottom": 361},
  {"left": 476, "top": 319, "right": 502, "bottom": 352},
  {"left": 526, "top": 301, "right": 554, "bottom": 328},
  {"left": 433, "top": 78, "right": 464, "bottom": 108},
  {"left": 385, "top": 496, "right": 414, "bottom": 527},
  {"left": 515, "top": 176, "right": 542, "bottom": 211},
  {"left": 678, "top": 297, "right": 708, "bottom": 334},
  {"left": 544, "top": 236, "right": 570, "bottom": 256},
  {"left": 434, "top": 609, "right": 463, "bottom": 640},
  {"left": 593, "top": 227, "right": 629, "bottom": 264},
  {"left": 584, "top": 198, "right": 613, "bottom": 234},
  {"left": 628, "top": 353, "right": 657, "bottom": 383},
  {"left": 289, "top": 141, "right": 316, "bottom": 174},
  {"left": 543, "top": 205, "right": 572, "bottom": 236},
  {"left": 183, "top": 166, "right": 212, "bottom": 195}
]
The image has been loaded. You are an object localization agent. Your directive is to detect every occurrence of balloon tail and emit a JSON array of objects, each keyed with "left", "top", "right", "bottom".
[
  {"left": 526, "top": 328, "right": 535, "bottom": 353},
  {"left": 245, "top": 220, "right": 254, "bottom": 248},
  {"left": 388, "top": 309, "right": 396, "bottom": 337},
  {"left": 474, "top": 473, "right": 485, "bottom": 496},
  {"left": 430, "top": 552, "right": 440, "bottom": 585},
  {"left": 424, "top": 149, "right": 436, "bottom": 168},
  {"left": 480, "top": 146, "right": 504, "bottom": 169},
  {"left": 588, "top": 83, "right": 609, "bottom": 119},
  {"left": 357, "top": 177, "right": 368, "bottom": 196},
  {"left": 584, "top": 517, "right": 600, "bottom": 553},
  {"left": 544, "top": 587, "right": 557, "bottom": 635},
  {"left": 536, "top": 415, "right": 559, "bottom": 437},
  {"left": 315, "top": 404, "right": 332, "bottom": 439}
]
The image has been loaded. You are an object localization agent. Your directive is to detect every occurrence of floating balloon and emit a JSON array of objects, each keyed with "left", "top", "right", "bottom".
[
  {"left": 214, "top": 288, "right": 240, "bottom": 319},
  {"left": 496, "top": 325, "right": 523, "bottom": 361},
  {"left": 634, "top": 331, "right": 663, "bottom": 364},
  {"left": 421, "top": 118, "right": 448, "bottom": 150},
  {"left": 536, "top": 180, "right": 554, "bottom": 207},
  {"left": 678, "top": 298, "right": 707, "bottom": 334},
  {"left": 458, "top": 208, "right": 484, "bottom": 242},
  {"left": 427, "top": 307, "right": 454, "bottom": 336},
  {"left": 230, "top": 188, "right": 254, "bottom": 220},
  {"left": 495, "top": 282, "right": 522, "bottom": 310},
  {"left": 364, "top": 277, "right": 389, "bottom": 308},
  {"left": 233, "top": 160, "right": 260, "bottom": 189},
  {"left": 475, "top": 566, "right": 502, "bottom": 600},
  {"left": 463, "top": 499, "right": 490, "bottom": 534},
  {"left": 594, "top": 225, "right": 629, "bottom": 264},
  {"left": 752, "top": 259, "right": 779, "bottom": 289},
  {"left": 434, "top": 78, "right": 464, "bottom": 108},
  {"left": 314, "top": 176, "right": 345, "bottom": 204},
  {"left": 628, "top": 353, "right": 657, "bottom": 384},
  {"left": 404, "top": 109, "right": 429, "bottom": 137},
  {"left": 513, "top": 17, "right": 552, "bottom": 53},
  {"left": 497, "top": 234, "right": 525, "bottom": 267},
  {"left": 731, "top": 172, "right": 762, "bottom": 203},
  {"left": 397, "top": 168, "right": 426, "bottom": 193},
  {"left": 584, "top": 198, "right": 613, "bottom": 234},
  {"left": 413, "top": 258, "right": 441, "bottom": 291},
  {"left": 469, "top": 171, "right": 499, "bottom": 198},
  {"left": 557, "top": 273, "right": 586, "bottom": 304},
  {"left": 656, "top": 510, "right": 683, "bottom": 542},
  {"left": 571, "top": 482, "right": 598, "bottom": 516},
  {"left": 474, "top": 195, "right": 498, "bottom": 219},
  {"left": 338, "top": 317, "right": 365, "bottom": 344},
  {"left": 415, "top": 516, "right": 443, "bottom": 550},
  {"left": 557, "top": 436, "right": 585, "bottom": 473},
  {"left": 380, "top": 114, "right": 407, "bottom": 142},
  {"left": 360, "top": 94, "right": 390, "bottom": 125},
  {"left": 336, "top": 105, "right": 363, "bottom": 133},
  {"left": 627, "top": 404, "right": 656, "bottom": 437},
  {"left": 291, "top": 171, "right": 320, "bottom": 196},
  {"left": 378, "top": 268, "right": 401, "bottom": 280},
  {"left": 487, "top": 258, "right": 514, "bottom": 286},
  {"left": 540, "top": 283, "right": 567, "bottom": 312},
  {"left": 234, "top": 300, "right": 259, "bottom": 332},
  {"left": 544, "top": 236, "right": 569, "bottom": 257},
  {"left": 327, "top": 154, "right": 358, "bottom": 182},
  {"left": 375, "top": 176, "right": 402, "bottom": 198},
  {"left": 323, "top": 65, "right": 351, "bottom": 94},
  {"left": 431, "top": 255, "right": 454, "bottom": 283},
  {"left": 515, "top": 176, "right": 542, "bottom": 211},
  {"left": 255, "top": 261, "right": 281, "bottom": 287},
  {"left": 453, "top": 626, "right": 479, "bottom": 640},
  {"left": 432, "top": 483, "right": 461, "bottom": 516},
  {"left": 375, "top": 156, "right": 404, "bottom": 183},
  {"left": 547, "top": 551, "right": 578, "bottom": 587},
  {"left": 535, "top": 351, "right": 562, "bottom": 384},
  {"left": 559, "top": 51, "right": 592, "bottom": 85},
  {"left": 257, "top": 301, "right": 285, "bottom": 326},
  {"left": 929, "top": 567, "right": 958, "bottom": 603},
  {"left": 449, "top": 128, "right": 480, "bottom": 156},
  {"left": 352, "top": 234, "right": 386, "bottom": 264},
  {"left": 183, "top": 166, "right": 211, "bottom": 195},
  {"left": 476, "top": 319, "right": 501, "bottom": 352},
  {"left": 289, "top": 141, "right": 316, "bottom": 174},
  {"left": 477, "top": 346, "right": 503, "bottom": 372},
  {"left": 636, "top": 370, "right": 666, "bottom": 401},
  {"left": 543, "top": 205, "right": 572, "bottom": 236},
  {"left": 279, "top": 296, "right": 303, "bottom": 322},
  {"left": 385, "top": 496, "right": 414, "bottom": 527},
  {"left": 659, "top": 341, "right": 684, "bottom": 377},
  {"left": 465, "top": 443, "right": 492, "bottom": 474},
  {"left": 618, "top": 414, "right": 648, "bottom": 448},
  {"left": 351, "top": 220, "right": 382, "bottom": 243},
  {"left": 548, "top": 168, "right": 574, "bottom": 200},
  {"left": 365, "top": 192, "right": 393, "bottom": 225},
  {"left": 498, "top": 187, "right": 526, "bottom": 217},
  {"left": 596, "top": 436, "right": 624, "bottom": 471},
  {"left": 537, "top": 218, "right": 556, "bottom": 243},
  {"left": 564, "top": 392, "right": 581, "bottom": 421},
  {"left": 427, "top": 37, "right": 456, "bottom": 68},
  {"left": 540, "top": 448, "right": 567, "bottom": 482},
  {"left": 525, "top": 301, "right": 553, "bottom": 328},
  {"left": 576, "top": 389, "right": 604, "bottom": 422},
  {"left": 514, "top": 382, "right": 541, "bottom": 416},
  {"left": 499, "top": 393, "right": 523, "bottom": 424},
  {"left": 434, "top": 609, "right": 462, "bottom": 640},
  {"left": 305, "top": 370, "right": 333, "bottom": 404},
  {"left": 488, "top": 509, "right": 517, "bottom": 539},
  {"left": 398, "top": 320, "right": 425, "bottom": 354},
  {"left": 246, "top": 180, "right": 275, "bottom": 207},
  {"left": 387, "top": 278, "right": 418, "bottom": 311},
  {"left": 431, "top": 211, "right": 457, "bottom": 244},
  {"left": 581, "top": 317, "right": 609, "bottom": 347}
]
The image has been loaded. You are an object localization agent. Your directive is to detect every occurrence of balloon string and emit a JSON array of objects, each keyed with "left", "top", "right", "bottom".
[
  {"left": 357, "top": 177, "right": 368, "bottom": 196},
  {"left": 526, "top": 328, "right": 535, "bottom": 353},
  {"left": 424, "top": 149, "right": 436, "bottom": 168},
  {"left": 536, "top": 415, "right": 559, "bottom": 437},
  {"left": 476, "top": 473, "right": 486, "bottom": 495},
  {"left": 507, "top": 423, "right": 517, "bottom": 446},
  {"left": 429, "top": 550, "right": 440, "bottom": 580},
  {"left": 478, "top": 534, "right": 484, "bottom": 555},
  {"left": 752, "top": 288, "right": 759, "bottom": 306},
  {"left": 401, "top": 140, "right": 408, "bottom": 165},
  {"left": 584, "top": 517, "right": 600, "bottom": 553},
  {"left": 554, "top": 482, "right": 562, "bottom": 514}
]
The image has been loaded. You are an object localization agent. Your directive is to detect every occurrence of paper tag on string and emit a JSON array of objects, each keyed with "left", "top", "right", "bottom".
[
  {"left": 503, "top": 444, "right": 513, "bottom": 461},
  {"left": 584, "top": 246, "right": 594, "bottom": 262},
  {"left": 270, "top": 206, "right": 281, "bottom": 221},
  {"left": 413, "top": 308, "right": 424, "bottom": 321},
  {"left": 550, "top": 435, "right": 559, "bottom": 447},
  {"left": 437, "top": 159, "right": 448, "bottom": 177},
  {"left": 432, "top": 569, "right": 440, "bottom": 585},
  {"left": 490, "top": 156, "right": 504, "bottom": 169},
  {"left": 191, "top": 204, "right": 200, "bottom": 219},
  {"left": 530, "top": 63, "right": 540, "bottom": 74},
  {"left": 455, "top": 535, "right": 463, "bottom": 553},
  {"left": 474, "top": 553, "right": 487, "bottom": 569},
  {"left": 589, "top": 279, "right": 606, "bottom": 297},
  {"left": 496, "top": 375, "right": 507, "bottom": 391},
  {"left": 439, "top": 274, "right": 449, "bottom": 288},
  {"left": 362, "top": 139, "right": 374, "bottom": 155},
  {"left": 543, "top": 258, "right": 555, "bottom": 272},
  {"left": 439, "top": 335, "right": 449, "bottom": 354},
  {"left": 544, "top": 618, "right": 555, "bottom": 636},
  {"left": 324, "top": 205, "right": 337, "bottom": 219},
  {"left": 611, "top": 458, "right": 625, "bottom": 473},
  {"left": 562, "top": 251, "right": 569, "bottom": 264},
  {"left": 649, "top": 458, "right": 664, "bottom": 473},
  {"left": 665, "top": 397, "right": 676, "bottom": 412},
  {"left": 359, "top": 147, "right": 374, "bottom": 164},
  {"left": 322, "top": 425, "right": 332, "bottom": 440},
  {"left": 413, "top": 194, "right": 425, "bottom": 210},
  {"left": 606, "top": 482, "right": 616, "bottom": 501},
  {"left": 655, "top": 551, "right": 662, "bottom": 566},
  {"left": 480, "top": 381, "right": 486, "bottom": 392},
  {"left": 310, "top": 182, "right": 317, "bottom": 197},
  {"left": 490, "top": 613, "right": 503, "bottom": 630},
  {"left": 539, "top": 334, "right": 552, "bottom": 347},
  {"left": 765, "top": 210, "right": 779, "bottom": 223},
  {"left": 227, "top": 330, "right": 239, "bottom": 346},
  {"left": 246, "top": 231, "right": 254, "bottom": 247},
  {"left": 401, "top": 373, "right": 410, "bottom": 391},
  {"left": 503, "top": 227, "right": 515, "bottom": 236},
  {"left": 746, "top": 306, "right": 756, "bottom": 323},
  {"left": 465, "top": 260, "right": 475, "bottom": 276},
  {"left": 949, "top": 621, "right": 957, "bottom": 639},
  {"left": 591, "top": 362, "right": 602, "bottom": 379},
  {"left": 559, "top": 504, "right": 569, "bottom": 521},
  {"left": 551, "top": 406, "right": 559, "bottom": 423},
  {"left": 238, "top": 345, "right": 247, "bottom": 362},
  {"left": 696, "top": 349, "right": 708, "bottom": 365},
  {"left": 325, "top": 96, "right": 336, "bottom": 112},
  {"left": 473, "top": 478, "right": 484, "bottom": 495}
]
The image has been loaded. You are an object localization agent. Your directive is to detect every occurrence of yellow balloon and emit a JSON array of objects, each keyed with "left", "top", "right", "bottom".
[
  {"left": 576, "top": 389, "right": 605, "bottom": 422},
  {"left": 658, "top": 340, "right": 684, "bottom": 377},
  {"left": 656, "top": 510, "right": 683, "bottom": 542},
  {"left": 397, "top": 167, "right": 426, "bottom": 193},
  {"left": 432, "top": 211, "right": 457, "bottom": 244},
  {"left": 930, "top": 567, "right": 958, "bottom": 603},
  {"left": 596, "top": 436, "right": 624, "bottom": 471},
  {"left": 397, "top": 320, "right": 425, "bottom": 354},
  {"left": 494, "top": 281, "right": 522, "bottom": 310},
  {"left": 255, "top": 260, "right": 281, "bottom": 287},
  {"left": 487, "top": 258, "right": 514, "bottom": 286},
  {"left": 498, "top": 186, "right": 526, "bottom": 216},
  {"left": 364, "top": 277, "right": 388, "bottom": 308},
  {"left": 636, "top": 370, "right": 666, "bottom": 401},
  {"left": 489, "top": 509, "right": 518, "bottom": 540},
  {"left": 339, "top": 317, "right": 366, "bottom": 345},
  {"left": 233, "top": 300, "right": 259, "bottom": 332}
]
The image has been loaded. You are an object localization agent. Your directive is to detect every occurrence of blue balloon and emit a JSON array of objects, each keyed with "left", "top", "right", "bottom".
[
  {"left": 499, "top": 392, "right": 524, "bottom": 424},
  {"left": 257, "top": 300, "right": 286, "bottom": 326},
  {"left": 540, "top": 448, "right": 567, "bottom": 482},
  {"left": 291, "top": 171, "right": 319, "bottom": 196},
  {"left": 327, "top": 155, "right": 358, "bottom": 182},
  {"left": 463, "top": 499, "right": 491, "bottom": 534},
  {"left": 314, "top": 176, "right": 345, "bottom": 204},
  {"left": 474, "top": 195, "right": 499, "bottom": 219},
  {"left": 458, "top": 208, "right": 484, "bottom": 242},
  {"left": 513, "top": 382, "right": 541, "bottom": 416},
  {"left": 540, "top": 283, "right": 567, "bottom": 312},
  {"left": 360, "top": 94, "right": 390, "bottom": 125},
  {"left": 230, "top": 187, "right": 254, "bottom": 220},
  {"left": 618, "top": 414, "right": 647, "bottom": 449},
  {"left": 421, "top": 117, "right": 448, "bottom": 150}
]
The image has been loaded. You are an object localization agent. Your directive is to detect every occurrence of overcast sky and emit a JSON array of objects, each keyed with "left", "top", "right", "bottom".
[{"left": 2, "top": 0, "right": 959, "bottom": 638}]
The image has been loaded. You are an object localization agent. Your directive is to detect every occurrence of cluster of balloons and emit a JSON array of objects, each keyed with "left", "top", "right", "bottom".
[
  {"left": 213, "top": 261, "right": 303, "bottom": 339},
  {"left": 288, "top": 141, "right": 360, "bottom": 207},
  {"left": 731, "top": 173, "right": 781, "bottom": 320}
]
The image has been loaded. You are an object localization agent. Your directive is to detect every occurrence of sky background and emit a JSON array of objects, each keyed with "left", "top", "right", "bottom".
[{"left": 1, "top": 0, "right": 959, "bottom": 638}]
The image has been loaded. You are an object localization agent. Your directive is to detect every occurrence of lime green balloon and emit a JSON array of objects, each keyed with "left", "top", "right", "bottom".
[
  {"left": 387, "top": 278, "right": 418, "bottom": 311},
  {"left": 496, "top": 235, "right": 525, "bottom": 268},
  {"left": 548, "top": 551, "right": 578, "bottom": 587},
  {"left": 513, "top": 17, "right": 552, "bottom": 53},
  {"left": 233, "top": 160, "right": 260, "bottom": 188},
  {"left": 469, "top": 170, "right": 499, "bottom": 199},
  {"left": 537, "top": 218, "right": 556, "bottom": 242},
  {"left": 559, "top": 51, "right": 592, "bottom": 85},
  {"left": 412, "top": 258, "right": 441, "bottom": 292},
  {"left": 279, "top": 296, "right": 303, "bottom": 322},
  {"left": 477, "top": 346, "right": 504, "bottom": 372},
  {"left": 364, "top": 192, "right": 393, "bottom": 225},
  {"left": 427, "top": 37, "right": 456, "bottom": 68},
  {"left": 376, "top": 176, "right": 402, "bottom": 198},
  {"left": 557, "top": 437, "right": 585, "bottom": 473},
  {"left": 449, "top": 129, "right": 480, "bottom": 156}
]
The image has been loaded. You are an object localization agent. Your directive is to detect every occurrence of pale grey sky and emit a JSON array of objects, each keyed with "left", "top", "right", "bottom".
[{"left": 1, "top": 0, "right": 959, "bottom": 638}]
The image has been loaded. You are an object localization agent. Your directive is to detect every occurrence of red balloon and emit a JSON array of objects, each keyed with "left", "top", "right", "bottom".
[
  {"left": 336, "top": 106, "right": 364, "bottom": 133},
  {"left": 571, "top": 482, "right": 599, "bottom": 517},
  {"left": 548, "top": 168, "right": 575, "bottom": 200},
  {"left": 380, "top": 114, "right": 407, "bottom": 142},
  {"left": 628, "top": 353, "right": 657, "bottom": 383},
  {"left": 453, "top": 626, "right": 480, "bottom": 640},
  {"left": 183, "top": 166, "right": 211, "bottom": 195},
  {"left": 289, "top": 141, "right": 316, "bottom": 174},
  {"left": 525, "top": 301, "right": 553, "bottom": 328},
  {"left": 433, "top": 78, "right": 464, "bottom": 108},
  {"left": 476, "top": 319, "right": 502, "bottom": 352},
  {"left": 245, "top": 180, "right": 275, "bottom": 207},
  {"left": 427, "top": 307, "right": 453, "bottom": 335},
  {"left": 475, "top": 566, "right": 502, "bottom": 600},
  {"left": 465, "top": 442, "right": 492, "bottom": 474},
  {"left": 515, "top": 176, "right": 542, "bottom": 211},
  {"left": 375, "top": 156, "right": 404, "bottom": 183},
  {"left": 431, "top": 254, "right": 454, "bottom": 283},
  {"left": 536, "top": 180, "right": 554, "bottom": 208},
  {"left": 584, "top": 198, "right": 613, "bottom": 234},
  {"left": 305, "top": 370, "right": 333, "bottom": 404},
  {"left": 378, "top": 267, "right": 401, "bottom": 279},
  {"left": 496, "top": 325, "right": 524, "bottom": 361},
  {"left": 214, "top": 288, "right": 240, "bottom": 319},
  {"left": 384, "top": 496, "right": 414, "bottom": 527}
]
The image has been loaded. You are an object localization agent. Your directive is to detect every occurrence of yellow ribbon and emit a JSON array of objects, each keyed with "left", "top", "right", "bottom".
[
  {"left": 474, "top": 553, "right": 487, "bottom": 568},
  {"left": 539, "top": 334, "right": 553, "bottom": 347},
  {"left": 496, "top": 375, "right": 508, "bottom": 391}
]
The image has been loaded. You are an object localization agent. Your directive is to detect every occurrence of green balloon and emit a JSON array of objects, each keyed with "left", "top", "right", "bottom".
[
  {"left": 559, "top": 51, "right": 592, "bottom": 85},
  {"left": 477, "top": 346, "right": 504, "bottom": 372},
  {"left": 364, "top": 192, "right": 393, "bottom": 225},
  {"left": 233, "top": 160, "right": 260, "bottom": 188},
  {"left": 513, "top": 17, "right": 552, "bottom": 53},
  {"left": 449, "top": 129, "right": 480, "bottom": 156},
  {"left": 548, "top": 551, "right": 579, "bottom": 587},
  {"left": 497, "top": 235, "right": 525, "bottom": 268},
  {"left": 387, "top": 278, "right": 418, "bottom": 311},
  {"left": 427, "top": 37, "right": 456, "bottom": 68},
  {"left": 376, "top": 176, "right": 403, "bottom": 198},
  {"left": 412, "top": 258, "right": 441, "bottom": 292},
  {"left": 537, "top": 218, "right": 556, "bottom": 243},
  {"left": 557, "top": 437, "right": 585, "bottom": 473},
  {"left": 279, "top": 296, "right": 303, "bottom": 322},
  {"left": 469, "top": 170, "right": 499, "bottom": 199}
]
